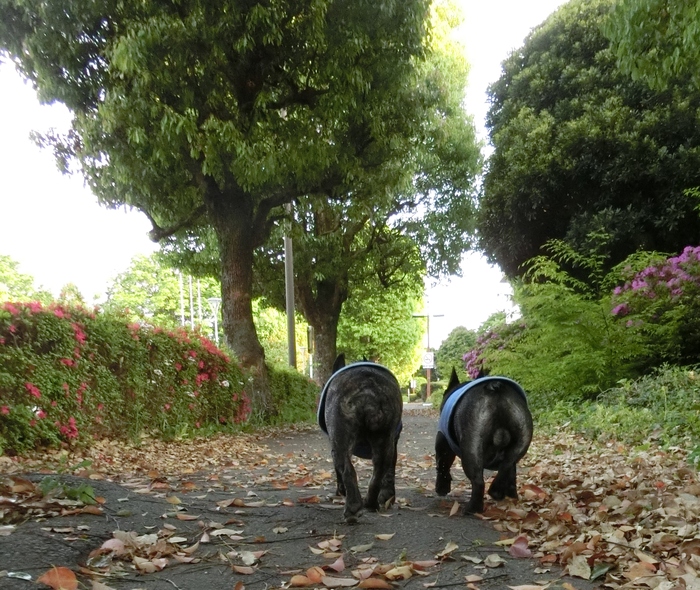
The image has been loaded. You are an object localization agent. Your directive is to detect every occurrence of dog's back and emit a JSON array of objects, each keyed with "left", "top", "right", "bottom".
[
  {"left": 450, "top": 379, "right": 532, "bottom": 469},
  {"left": 325, "top": 365, "right": 402, "bottom": 437}
]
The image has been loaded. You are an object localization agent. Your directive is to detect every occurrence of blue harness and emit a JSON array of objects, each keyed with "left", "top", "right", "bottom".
[
  {"left": 437, "top": 376, "right": 528, "bottom": 457},
  {"left": 318, "top": 362, "right": 402, "bottom": 459}
]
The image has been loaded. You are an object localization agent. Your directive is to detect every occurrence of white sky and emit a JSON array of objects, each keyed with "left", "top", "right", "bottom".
[{"left": 0, "top": 0, "right": 566, "bottom": 345}]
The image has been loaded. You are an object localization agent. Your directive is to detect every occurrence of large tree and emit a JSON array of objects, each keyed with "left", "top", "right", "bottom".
[
  {"left": 479, "top": 0, "right": 700, "bottom": 278},
  {"left": 0, "top": 0, "right": 434, "bottom": 413},
  {"left": 254, "top": 0, "right": 482, "bottom": 383}
]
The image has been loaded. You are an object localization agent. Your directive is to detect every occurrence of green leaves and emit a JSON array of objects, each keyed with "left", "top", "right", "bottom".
[{"left": 481, "top": 0, "right": 700, "bottom": 278}]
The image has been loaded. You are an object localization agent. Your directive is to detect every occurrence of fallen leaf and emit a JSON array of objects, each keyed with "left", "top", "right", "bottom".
[
  {"left": 375, "top": 533, "right": 395, "bottom": 541},
  {"left": 350, "top": 543, "right": 374, "bottom": 553},
  {"left": 358, "top": 579, "right": 393, "bottom": 589},
  {"left": 436, "top": 541, "right": 459, "bottom": 558},
  {"left": 175, "top": 513, "right": 199, "bottom": 521},
  {"left": 273, "top": 527, "right": 288, "bottom": 534},
  {"left": 567, "top": 555, "right": 591, "bottom": 580},
  {"left": 290, "top": 576, "right": 313, "bottom": 587},
  {"left": 484, "top": 554, "right": 506, "bottom": 568},
  {"left": 233, "top": 565, "right": 256, "bottom": 575},
  {"left": 449, "top": 501, "right": 460, "bottom": 517},
  {"left": 384, "top": 566, "right": 413, "bottom": 580},
  {"left": 328, "top": 556, "right": 345, "bottom": 572},
  {"left": 465, "top": 575, "right": 483, "bottom": 583},
  {"left": 37, "top": 567, "right": 78, "bottom": 590},
  {"left": 322, "top": 576, "right": 359, "bottom": 587},
  {"left": 508, "top": 535, "right": 533, "bottom": 559}
]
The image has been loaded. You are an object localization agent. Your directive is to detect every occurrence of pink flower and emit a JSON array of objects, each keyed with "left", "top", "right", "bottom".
[
  {"left": 60, "top": 358, "right": 75, "bottom": 367},
  {"left": 97, "top": 403, "right": 104, "bottom": 411},
  {"left": 28, "top": 302, "right": 42, "bottom": 313},
  {"left": 174, "top": 363, "right": 182, "bottom": 371},
  {"left": 53, "top": 308, "right": 66, "bottom": 319},
  {"left": 51, "top": 401, "right": 57, "bottom": 407},
  {"left": 58, "top": 417, "right": 79, "bottom": 439},
  {"left": 195, "top": 421, "right": 201, "bottom": 429},
  {"left": 1, "top": 406, "right": 9, "bottom": 415},
  {"left": 72, "top": 323, "right": 87, "bottom": 344},
  {"left": 25, "top": 382, "right": 41, "bottom": 399},
  {"left": 164, "top": 403, "right": 171, "bottom": 411},
  {"left": 36, "top": 409, "right": 47, "bottom": 419},
  {"left": 3, "top": 302, "right": 19, "bottom": 315}
]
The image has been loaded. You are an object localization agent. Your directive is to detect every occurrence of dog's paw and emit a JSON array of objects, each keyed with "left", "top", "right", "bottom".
[
  {"left": 377, "top": 489, "right": 395, "bottom": 509},
  {"left": 435, "top": 474, "right": 452, "bottom": 496},
  {"left": 462, "top": 498, "right": 484, "bottom": 515}
]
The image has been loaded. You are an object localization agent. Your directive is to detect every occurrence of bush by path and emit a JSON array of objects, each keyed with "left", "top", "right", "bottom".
[{"left": 0, "top": 301, "right": 316, "bottom": 455}]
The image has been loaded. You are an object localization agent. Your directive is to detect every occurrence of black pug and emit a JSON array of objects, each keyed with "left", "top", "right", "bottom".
[
  {"left": 435, "top": 369, "right": 533, "bottom": 514},
  {"left": 318, "top": 354, "right": 403, "bottom": 523}
]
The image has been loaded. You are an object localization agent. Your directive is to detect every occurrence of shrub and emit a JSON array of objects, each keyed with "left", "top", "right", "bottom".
[
  {"left": 267, "top": 363, "right": 319, "bottom": 425},
  {"left": 0, "top": 301, "right": 250, "bottom": 454},
  {"left": 536, "top": 365, "right": 700, "bottom": 454},
  {"left": 610, "top": 245, "right": 700, "bottom": 366}
]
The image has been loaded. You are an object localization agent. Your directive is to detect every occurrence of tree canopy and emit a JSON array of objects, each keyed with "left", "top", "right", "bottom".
[
  {"left": 479, "top": 0, "right": 700, "bottom": 278},
  {"left": 605, "top": 0, "right": 700, "bottom": 91},
  {"left": 0, "top": 0, "right": 464, "bottom": 413}
]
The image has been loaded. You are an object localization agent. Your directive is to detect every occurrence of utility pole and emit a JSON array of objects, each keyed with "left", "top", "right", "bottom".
[{"left": 412, "top": 312, "right": 444, "bottom": 400}]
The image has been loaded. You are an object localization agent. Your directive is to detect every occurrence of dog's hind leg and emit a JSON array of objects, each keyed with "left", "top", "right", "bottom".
[
  {"left": 488, "top": 462, "right": 517, "bottom": 500},
  {"left": 376, "top": 435, "right": 398, "bottom": 508},
  {"left": 435, "top": 431, "right": 456, "bottom": 496},
  {"left": 333, "top": 448, "right": 363, "bottom": 523},
  {"left": 334, "top": 467, "right": 346, "bottom": 497},
  {"left": 462, "top": 455, "right": 486, "bottom": 514},
  {"left": 364, "top": 433, "right": 392, "bottom": 511}
]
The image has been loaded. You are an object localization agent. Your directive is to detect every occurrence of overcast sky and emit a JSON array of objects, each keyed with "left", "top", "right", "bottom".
[{"left": 0, "top": 0, "right": 566, "bottom": 346}]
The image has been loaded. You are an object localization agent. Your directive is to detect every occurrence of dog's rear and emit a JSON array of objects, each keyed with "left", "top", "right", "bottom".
[
  {"left": 323, "top": 356, "right": 402, "bottom": 523},
  {"left": 436, "top": 369, "right": 533, "bottom": 514}
]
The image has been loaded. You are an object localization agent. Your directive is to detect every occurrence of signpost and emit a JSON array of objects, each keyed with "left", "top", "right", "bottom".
[{"left": 412, "top": 313, "right": 443, "bottom": 400}]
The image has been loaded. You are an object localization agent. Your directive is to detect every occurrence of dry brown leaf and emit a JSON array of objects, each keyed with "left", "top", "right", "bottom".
[
  {"left": 508, "top": 535, "right": 533, "bottom": 559},
  {"left": 328, "top": 556, "right": 345, "bottom": 572},
  {"left": 37, "top": 566, "right": 78, "bottom": 590},
  {"left": 436, "top": 541, "right": 458, "bottom": 558},
  {"left": 384, "top": 566, "right": 413, "bottom": 580},
  {"left": 449, "top": 501, "right": 460, "bottom": 517},
  {"left": 357, "top": 578, "right": 393, "bottom": 589},
  {"left": 321, "top": 576, "right": 359, "bottom": 587},
  {"left": 175, "top": 513, "right": 199, "bottom": 521},
  {"left": 567, "top": 555, "right": 591, "bottom": 580},
  {"left": 290, "top": 575, "right": 313, "bottom": 587},
  {"left": 374, "top": 533, "right": 395, "bottom": 541}
]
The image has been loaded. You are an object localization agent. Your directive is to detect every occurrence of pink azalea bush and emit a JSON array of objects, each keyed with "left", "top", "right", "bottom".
[
  {"left": 610, "top": 245, "right": 700, "bottom": 365},
  {"left": 0, "top": 301, "right": 251, "bottom": 454}
]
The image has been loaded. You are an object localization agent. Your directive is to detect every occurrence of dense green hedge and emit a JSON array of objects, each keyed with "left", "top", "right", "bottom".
[{"left": 0, "top": 301, "right": 256, "bottom": 455}]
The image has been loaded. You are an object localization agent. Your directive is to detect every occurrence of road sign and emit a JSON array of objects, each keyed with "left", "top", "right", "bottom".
[{"left": 422, "top": 351, "right": 434, "bottom": 369}]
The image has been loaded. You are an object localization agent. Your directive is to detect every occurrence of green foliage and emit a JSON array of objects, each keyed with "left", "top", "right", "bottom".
[
  {"left": 536, "top": 365, "right": 700, "bottom": 454},
  {"left": 480, "top": 0, "right": 700, "bottom": 277},
  {"left": 435, "top": 326, "right": 476, "bottom": 381},
  {"left": 266, "top": 363, "right": 319, "bottom": 426},
  {"left": 467, "top": 240, "right": 644, "bottom": 405},
  {"left": 605, "top": 0, "right": 700, "bottom": 91},
  {"left": 0, "top": 254, "right": 51, "bottom": 303},
  {"left": 103, "top": 254, "right": 220, "bottom": 332},
  {"left": 0, "top": 301, "right": 250, "bottom": 455},
  {"left": 337, "top": 271, "right": 424, "bottom": 387}
]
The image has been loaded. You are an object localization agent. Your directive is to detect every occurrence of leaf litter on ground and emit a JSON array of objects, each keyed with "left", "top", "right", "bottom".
[{"left": 2, "top": 420, "right": 700, "bottom": 588}]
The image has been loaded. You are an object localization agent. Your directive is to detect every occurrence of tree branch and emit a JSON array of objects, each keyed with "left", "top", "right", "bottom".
[{"left": 143, "top": 205, "right": 208, "bottom": 242}]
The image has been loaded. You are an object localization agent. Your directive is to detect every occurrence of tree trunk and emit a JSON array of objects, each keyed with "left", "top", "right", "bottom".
[
  {"left": 312, "top": 318, "right": 338, "bottom": 386},
  {"left": 297, "top": 277, "right": 348, "bottom": 386},
  {"left": 205, "top": 182, "right": 274, "bottom": 417}
]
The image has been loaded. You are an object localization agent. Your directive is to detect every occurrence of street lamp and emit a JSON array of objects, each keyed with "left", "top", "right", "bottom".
[
  {"left": 207, "top": 297, "right": 222, "bottom": 344},
  {"left": 412, "top": 312, "right": 444, "bottom": 400}
]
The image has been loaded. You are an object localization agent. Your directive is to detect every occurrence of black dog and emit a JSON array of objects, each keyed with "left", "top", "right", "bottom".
[
  {"left": 435, "top": 369, "right": 533, "bottom": 514},
  {"left": 318, "top": 354, "right": 403, "bottom": 523}
]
